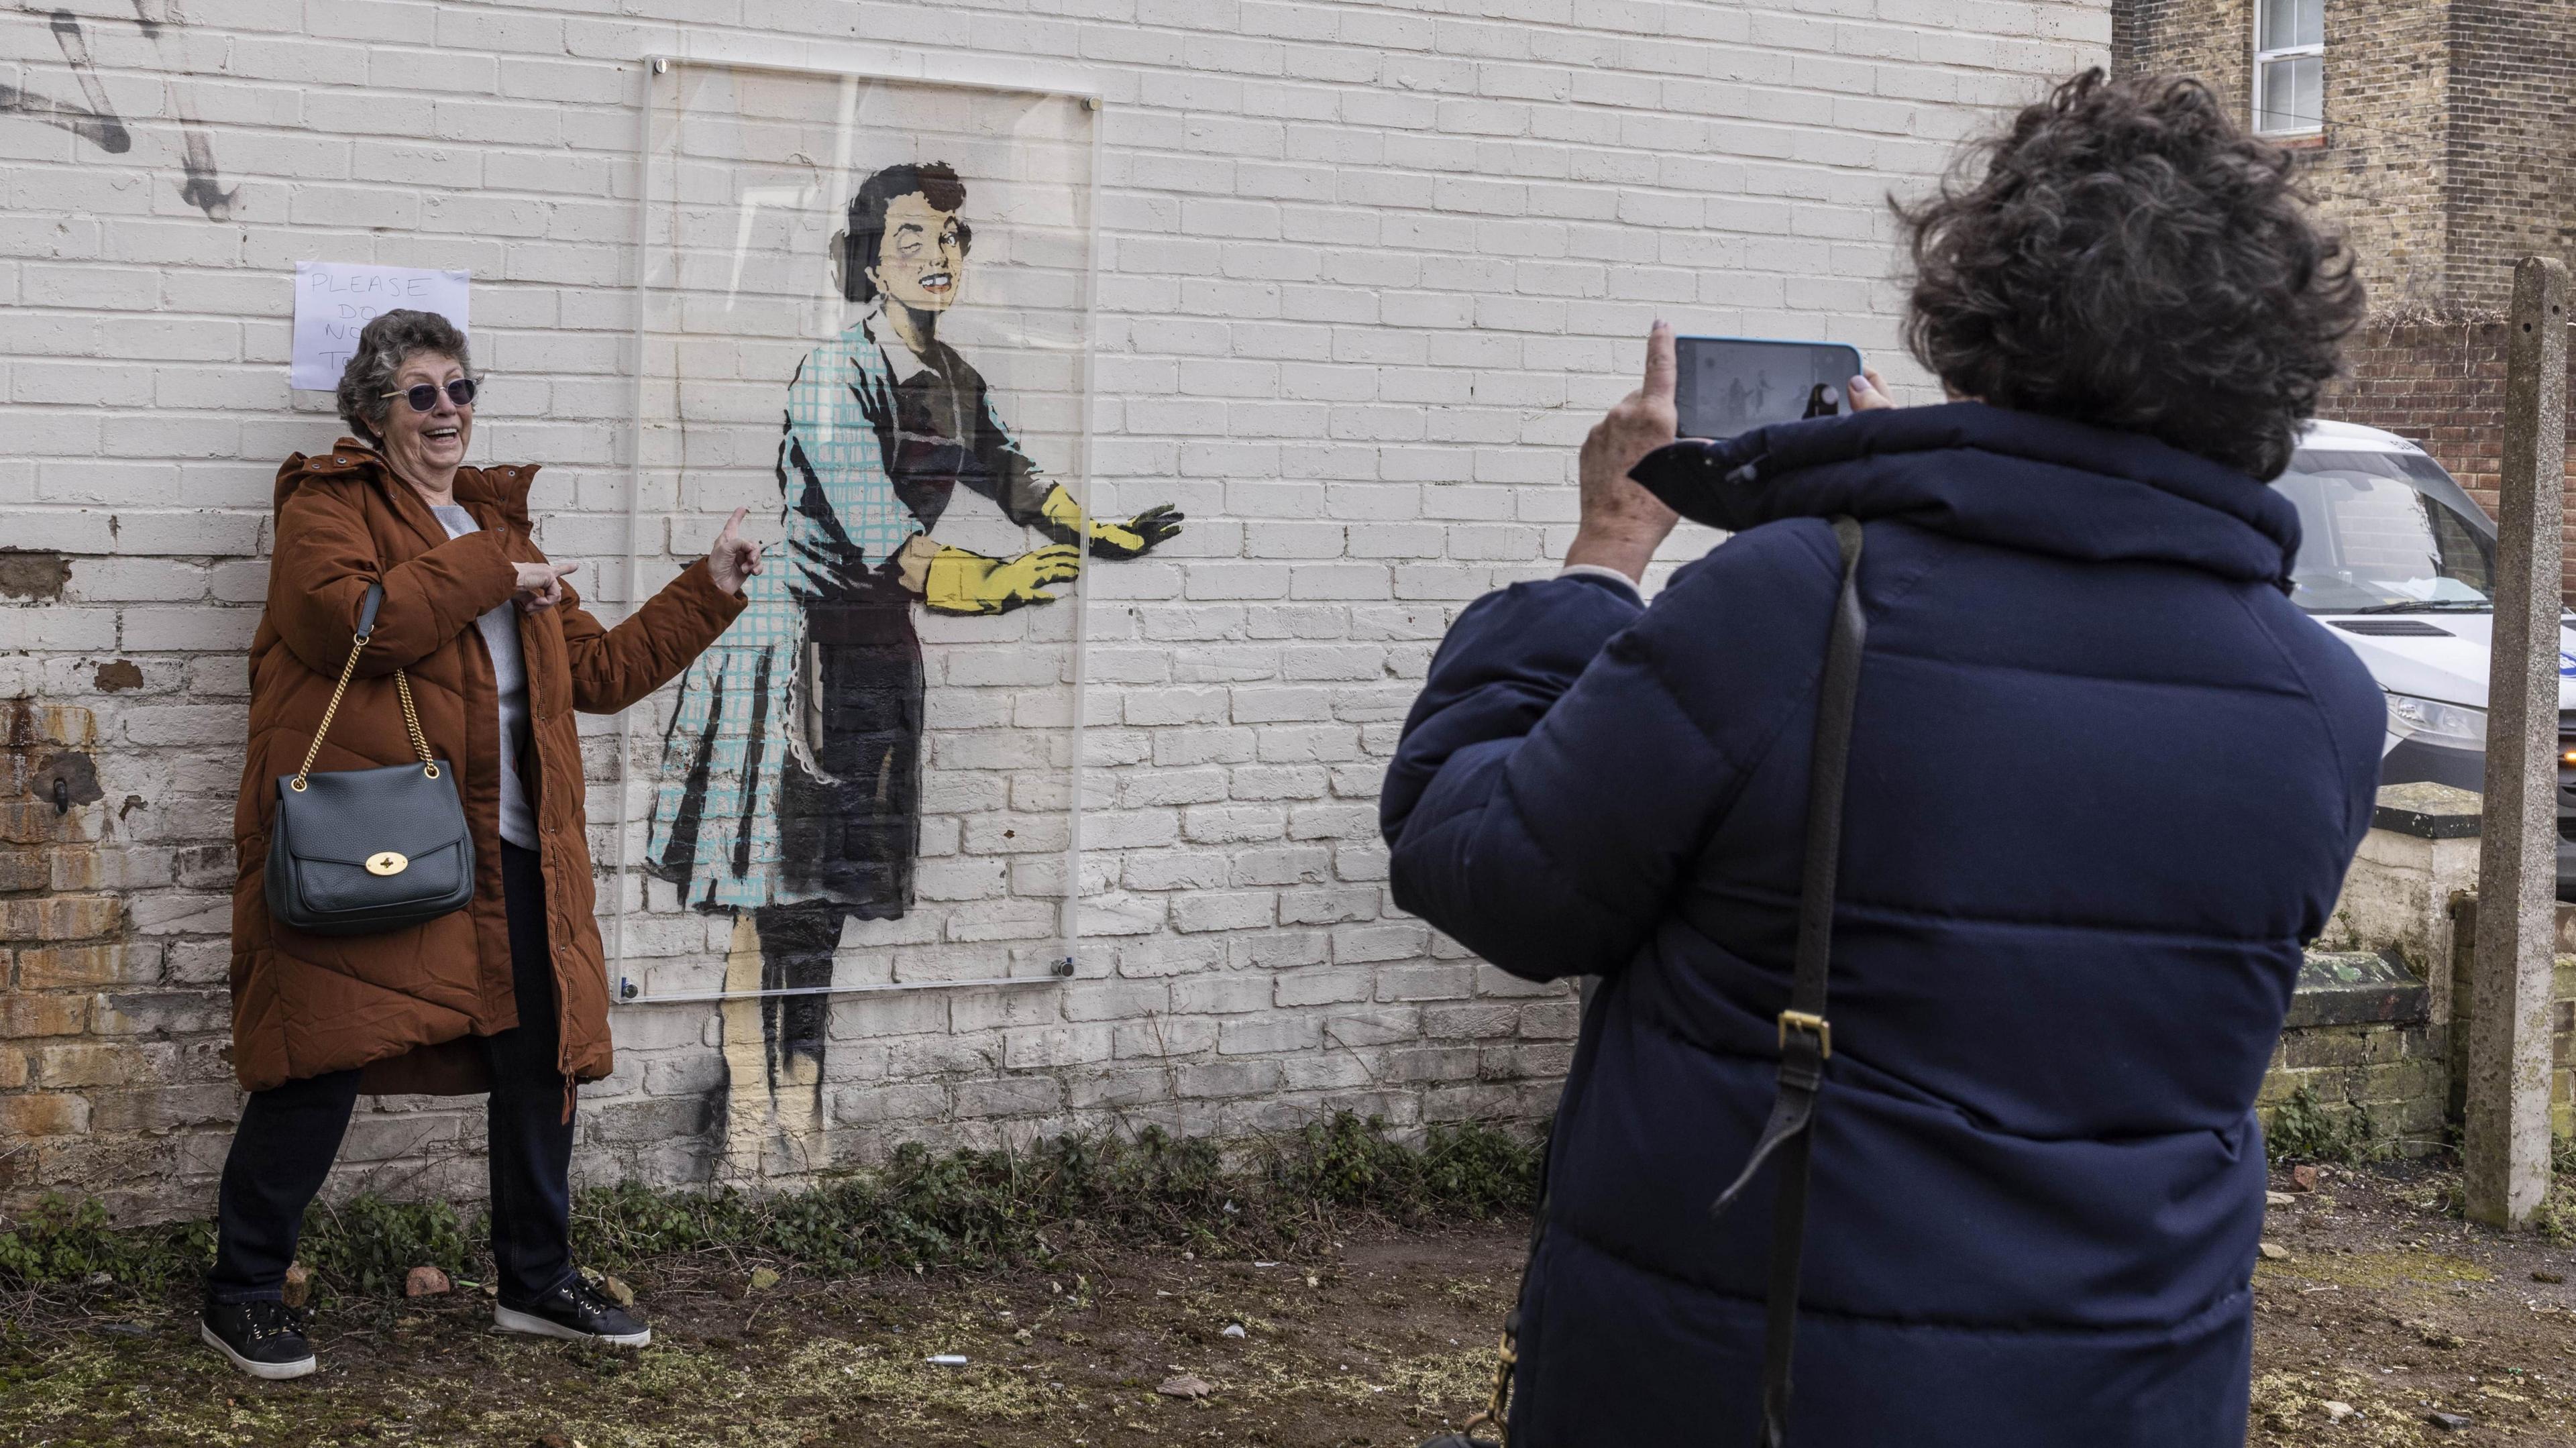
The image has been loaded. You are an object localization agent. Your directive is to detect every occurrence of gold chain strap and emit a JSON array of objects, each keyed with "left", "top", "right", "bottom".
[
  {"left": 1460, "top": 1327, "right": 1516, "bottom": 1443},
  {"left": 394, "top": 670, "right": 435, "bottom": 775},
  {"left": 289, "top": 626, "right": 438, "bottom": 791}
]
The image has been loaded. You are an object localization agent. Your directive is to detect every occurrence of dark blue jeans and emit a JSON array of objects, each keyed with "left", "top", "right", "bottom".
[{"left": 209, "top": 842, "right": 577, "bottom": 1309}]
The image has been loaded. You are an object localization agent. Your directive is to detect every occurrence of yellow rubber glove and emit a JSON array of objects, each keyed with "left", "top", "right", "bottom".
[
  {"left": 1038, "top": 484, "right": 1185, "bottom": 560},
  {"left": 922, "top": 542, "right": 1081, "bottom": 615}
]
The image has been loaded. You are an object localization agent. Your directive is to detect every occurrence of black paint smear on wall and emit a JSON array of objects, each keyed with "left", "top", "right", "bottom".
[
  {"left": 129, "top": 0, "right": 235, "bottom": 219},
  {"left": 0, "top": 6, "right": 234, "bottom": 220},
  {"left": 48, "top": 11, "right": 121, "bottom": 128},
  {"left": 0, "top": 78, "right": 129, "bottom": 153},
  {"left": 176, "top": 123, "right": 232, "bottom": 219},
  {"left": 0, "top": 11, "right": 130, "bottom": 150}
]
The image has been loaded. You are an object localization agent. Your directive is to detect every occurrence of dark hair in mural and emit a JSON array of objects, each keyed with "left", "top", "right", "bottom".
[
  {"left": 841, "top": 160, "right": 975, "bottom": 304},
  {"left": 1896, "top": 69, "right": 2364, "bottom": 481},
  {"left": 336, "top": 309, "right": 473, "bottom": 443}
]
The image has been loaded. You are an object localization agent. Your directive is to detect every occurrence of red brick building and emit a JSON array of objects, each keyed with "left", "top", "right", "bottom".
[{"left": 2114, "top": 1, "right": 2575, "bottom": 560}]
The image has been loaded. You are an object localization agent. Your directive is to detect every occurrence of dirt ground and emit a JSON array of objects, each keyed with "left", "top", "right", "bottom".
[{"left": 2, "top": 1162, "right": 2571, "bottom": 1447}]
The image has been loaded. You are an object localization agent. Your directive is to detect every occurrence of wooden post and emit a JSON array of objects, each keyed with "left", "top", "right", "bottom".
[{"left": 2465, "top": 256, "right": 2569, "bottom": 1228}]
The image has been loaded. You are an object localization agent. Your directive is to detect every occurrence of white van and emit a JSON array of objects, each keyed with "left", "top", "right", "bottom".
[{"left": 2278, "top": 419, "right": 2573, "bottom": 896}]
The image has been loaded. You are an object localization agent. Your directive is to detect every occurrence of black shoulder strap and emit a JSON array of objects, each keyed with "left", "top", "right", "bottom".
[{"left": 1708, "top": 515, "right": 1866, "bottom": 1448}]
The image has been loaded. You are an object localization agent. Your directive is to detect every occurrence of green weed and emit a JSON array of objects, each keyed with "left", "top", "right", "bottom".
[
  {"left": 0, "top": 1113, "right": 1544, "bottom": 1296},
  {"left": 2265, "top": 1085, "right": 2393, "bottom": 1165}
]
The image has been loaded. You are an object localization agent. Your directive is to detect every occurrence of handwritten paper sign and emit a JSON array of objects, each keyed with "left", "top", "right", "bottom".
[{"left": 290, "top": 262, "right": 470, "bottom": 391}]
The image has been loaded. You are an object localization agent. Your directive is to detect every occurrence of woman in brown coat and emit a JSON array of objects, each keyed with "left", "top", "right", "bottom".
[{"left": 203, "top": 309, "right": 757, "bottom": 1379}]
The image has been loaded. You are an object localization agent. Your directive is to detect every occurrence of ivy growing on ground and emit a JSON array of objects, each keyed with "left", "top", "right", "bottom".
[{"left": 0, "top": 1113, "right": 1542, "bottom": 1297}]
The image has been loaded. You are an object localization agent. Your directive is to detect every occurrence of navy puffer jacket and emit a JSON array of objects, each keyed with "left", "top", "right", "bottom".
[{"left": 1383, "top": 404, "right": 2382, "bottom": 1446}]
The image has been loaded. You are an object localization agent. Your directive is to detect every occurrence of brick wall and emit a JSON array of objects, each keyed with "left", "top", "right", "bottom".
[
  {"left": 2110, "top": 0, "right": 2250, "bottom": 119},
  {"left": 0, "top": 0, "right": 2110, "bottom": 1223},
  {"left": 2115, "top": 0, "right": 2455, "bottom": 311},
  {"left": 2443, "top": 2, "right": 2576, "bottom": 314},
  {"left": 2114, "top": 1, "right": 2576, "bottom": 313},
  {"left": 2318, "top": 319, "right": 2576, "bottom": 592},
  {"left": 2304, "top": 0, "right": 2452, "bottom": 311},
  {"left": 2257, "top": 1016, "right": 2450, "bottom": 1154}
]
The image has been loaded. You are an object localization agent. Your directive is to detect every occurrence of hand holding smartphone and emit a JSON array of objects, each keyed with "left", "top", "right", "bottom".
[
  {"left": 1674, "top": 336, "right": 1872, "bottom": 439},
  {"left": 1566, "top": 326, "right": 1892, "bottom": 583}
]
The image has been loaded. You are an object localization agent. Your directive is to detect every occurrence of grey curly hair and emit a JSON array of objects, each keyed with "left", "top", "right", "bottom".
[{"left": 335, "top": 309, "right": 473, "bottom": 443}]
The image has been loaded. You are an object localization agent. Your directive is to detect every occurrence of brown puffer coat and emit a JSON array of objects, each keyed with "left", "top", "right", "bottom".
[{"left": 229, "top": 439, "right": 746, "bottom": 1096}]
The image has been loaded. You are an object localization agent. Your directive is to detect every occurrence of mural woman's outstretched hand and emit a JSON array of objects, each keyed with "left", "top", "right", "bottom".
[{"left": 1085, "top": 503, "right": 1185, "bottom": 559}]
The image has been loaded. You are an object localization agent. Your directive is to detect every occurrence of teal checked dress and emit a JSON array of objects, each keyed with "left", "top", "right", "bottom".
[{"left": 647, "top": 307, "right": 1059, "bottom": 913}]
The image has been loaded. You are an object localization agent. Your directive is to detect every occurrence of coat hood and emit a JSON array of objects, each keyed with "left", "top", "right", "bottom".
[
  {"left": 274, "top": 439, "right": 541, "bottom": 533},
  {"left": 1629, "top": 402, "right": 2302, "bottom": 590}
]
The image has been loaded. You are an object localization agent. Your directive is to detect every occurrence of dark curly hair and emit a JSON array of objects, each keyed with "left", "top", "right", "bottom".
[
  {"left": 1898, "top": 70, "right": 2365, "bottom": 480},
  {"left": 841, "top": 161, "right": 973, "bottom": 304}
]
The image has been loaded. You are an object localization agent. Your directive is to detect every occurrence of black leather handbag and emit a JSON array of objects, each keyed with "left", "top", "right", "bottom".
[
  {"left": 265, "top": 583, "right": 476, "bottom": 936},
  {"left": 1424, "top": 518, "right": 1867, "bottom": 1448}
]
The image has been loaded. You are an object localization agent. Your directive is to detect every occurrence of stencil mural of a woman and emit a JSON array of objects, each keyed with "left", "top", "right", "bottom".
[{"left": 647, "top": 160, "right": 1182, "bottom": 1169}]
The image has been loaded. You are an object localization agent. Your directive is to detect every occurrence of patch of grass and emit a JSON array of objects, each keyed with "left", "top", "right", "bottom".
[
  {"left": 576, "top": 1114, "right": 1540, "bottom": 1275},
  {"left": 0, "top": 1190, "right": 481, "bottom": 1300},
  {"left": 0, "top": 1113, "right": 1543, "bottom": 1296},
  {"left": 0, "top": 1197, "right": 215, "bottom": 1296},
  {"left": 1265, "top": 1111, "right": 1540, "bottom": 1219},
  {"left": 295, "top": 1194, "right": 479, "bottom": 1297}
]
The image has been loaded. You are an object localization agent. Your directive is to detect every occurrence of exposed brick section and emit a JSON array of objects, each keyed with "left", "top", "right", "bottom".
[
  {"left": 2319, "top": 321, "right": 2576, "bottom": 592},
  {"left": 1, "top": 1, "right": 2110, "bottom": 1223},
  {"left": 2445, "top": 2, "right": 2576, "bottom": 313},
  {"left": 2116, "top": 0, "right": 2463, "bottom": 310},
  {"left": 2112, "top": 0, "right": 2252, "bottom": 123}
]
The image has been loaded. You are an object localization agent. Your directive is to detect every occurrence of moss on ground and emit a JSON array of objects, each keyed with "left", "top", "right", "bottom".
[{"left": 2256, "top": 1247, "right": 2493, "bottom": 1292}]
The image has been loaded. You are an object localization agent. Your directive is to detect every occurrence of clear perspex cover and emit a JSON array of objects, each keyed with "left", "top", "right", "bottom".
[{"left": 615, "top": 60, "right": 1102, "bottom": 1005}]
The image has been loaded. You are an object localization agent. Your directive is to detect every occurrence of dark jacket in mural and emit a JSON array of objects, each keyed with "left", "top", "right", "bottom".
[{"left": 1381, "top": 403, "right": 2383, "bottom": 1446}]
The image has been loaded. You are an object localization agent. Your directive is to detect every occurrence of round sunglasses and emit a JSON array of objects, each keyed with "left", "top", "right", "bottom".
[{"left": 380, "top": 378, "right": 479, "bottom": 412}]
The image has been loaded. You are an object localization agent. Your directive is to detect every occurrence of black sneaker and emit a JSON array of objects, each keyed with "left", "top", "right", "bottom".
[
  {"left": 201, "top": 1298, "right": 317, "bottom": 1380},
  {"left": 492, "top": 1275, "right": 651, "bottom": 1347}
]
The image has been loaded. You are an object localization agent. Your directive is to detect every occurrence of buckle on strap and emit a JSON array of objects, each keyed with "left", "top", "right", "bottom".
[{"left": 1777, "top": 1010, "right": 1831, "bottom": 1060}]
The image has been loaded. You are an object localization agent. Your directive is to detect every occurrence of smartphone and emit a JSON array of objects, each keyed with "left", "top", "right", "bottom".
[{"left": 1674, "top": 335, "right": 1867, "bottom": 439}]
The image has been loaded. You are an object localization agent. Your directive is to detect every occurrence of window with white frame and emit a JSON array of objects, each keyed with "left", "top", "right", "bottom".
[{"left": 2255, "top": 0, "right": 2324, "bottom": 135}]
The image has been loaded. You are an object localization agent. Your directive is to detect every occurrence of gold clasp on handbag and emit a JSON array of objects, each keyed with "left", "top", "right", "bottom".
[
  {"left": 1778, "top": 1009, "right": 1831, "bottom": 1059},
  {"left": 364, "top": 852, "right": 409, "bottom": 877}
]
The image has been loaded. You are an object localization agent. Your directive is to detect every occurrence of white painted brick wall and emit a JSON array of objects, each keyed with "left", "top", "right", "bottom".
[{"left": 0, "top": 0, "right": 2108, "bottom": 1219}]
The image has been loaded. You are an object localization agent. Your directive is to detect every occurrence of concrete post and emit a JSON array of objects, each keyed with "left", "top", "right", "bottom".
[{"left": 2465, "top": 256, "right": 2569, "bottom": 1227}]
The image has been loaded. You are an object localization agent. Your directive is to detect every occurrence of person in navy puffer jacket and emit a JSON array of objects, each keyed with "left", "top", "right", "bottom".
[{"left": 1383, "top": 72, "right": 2379, "bottom": 1446}]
